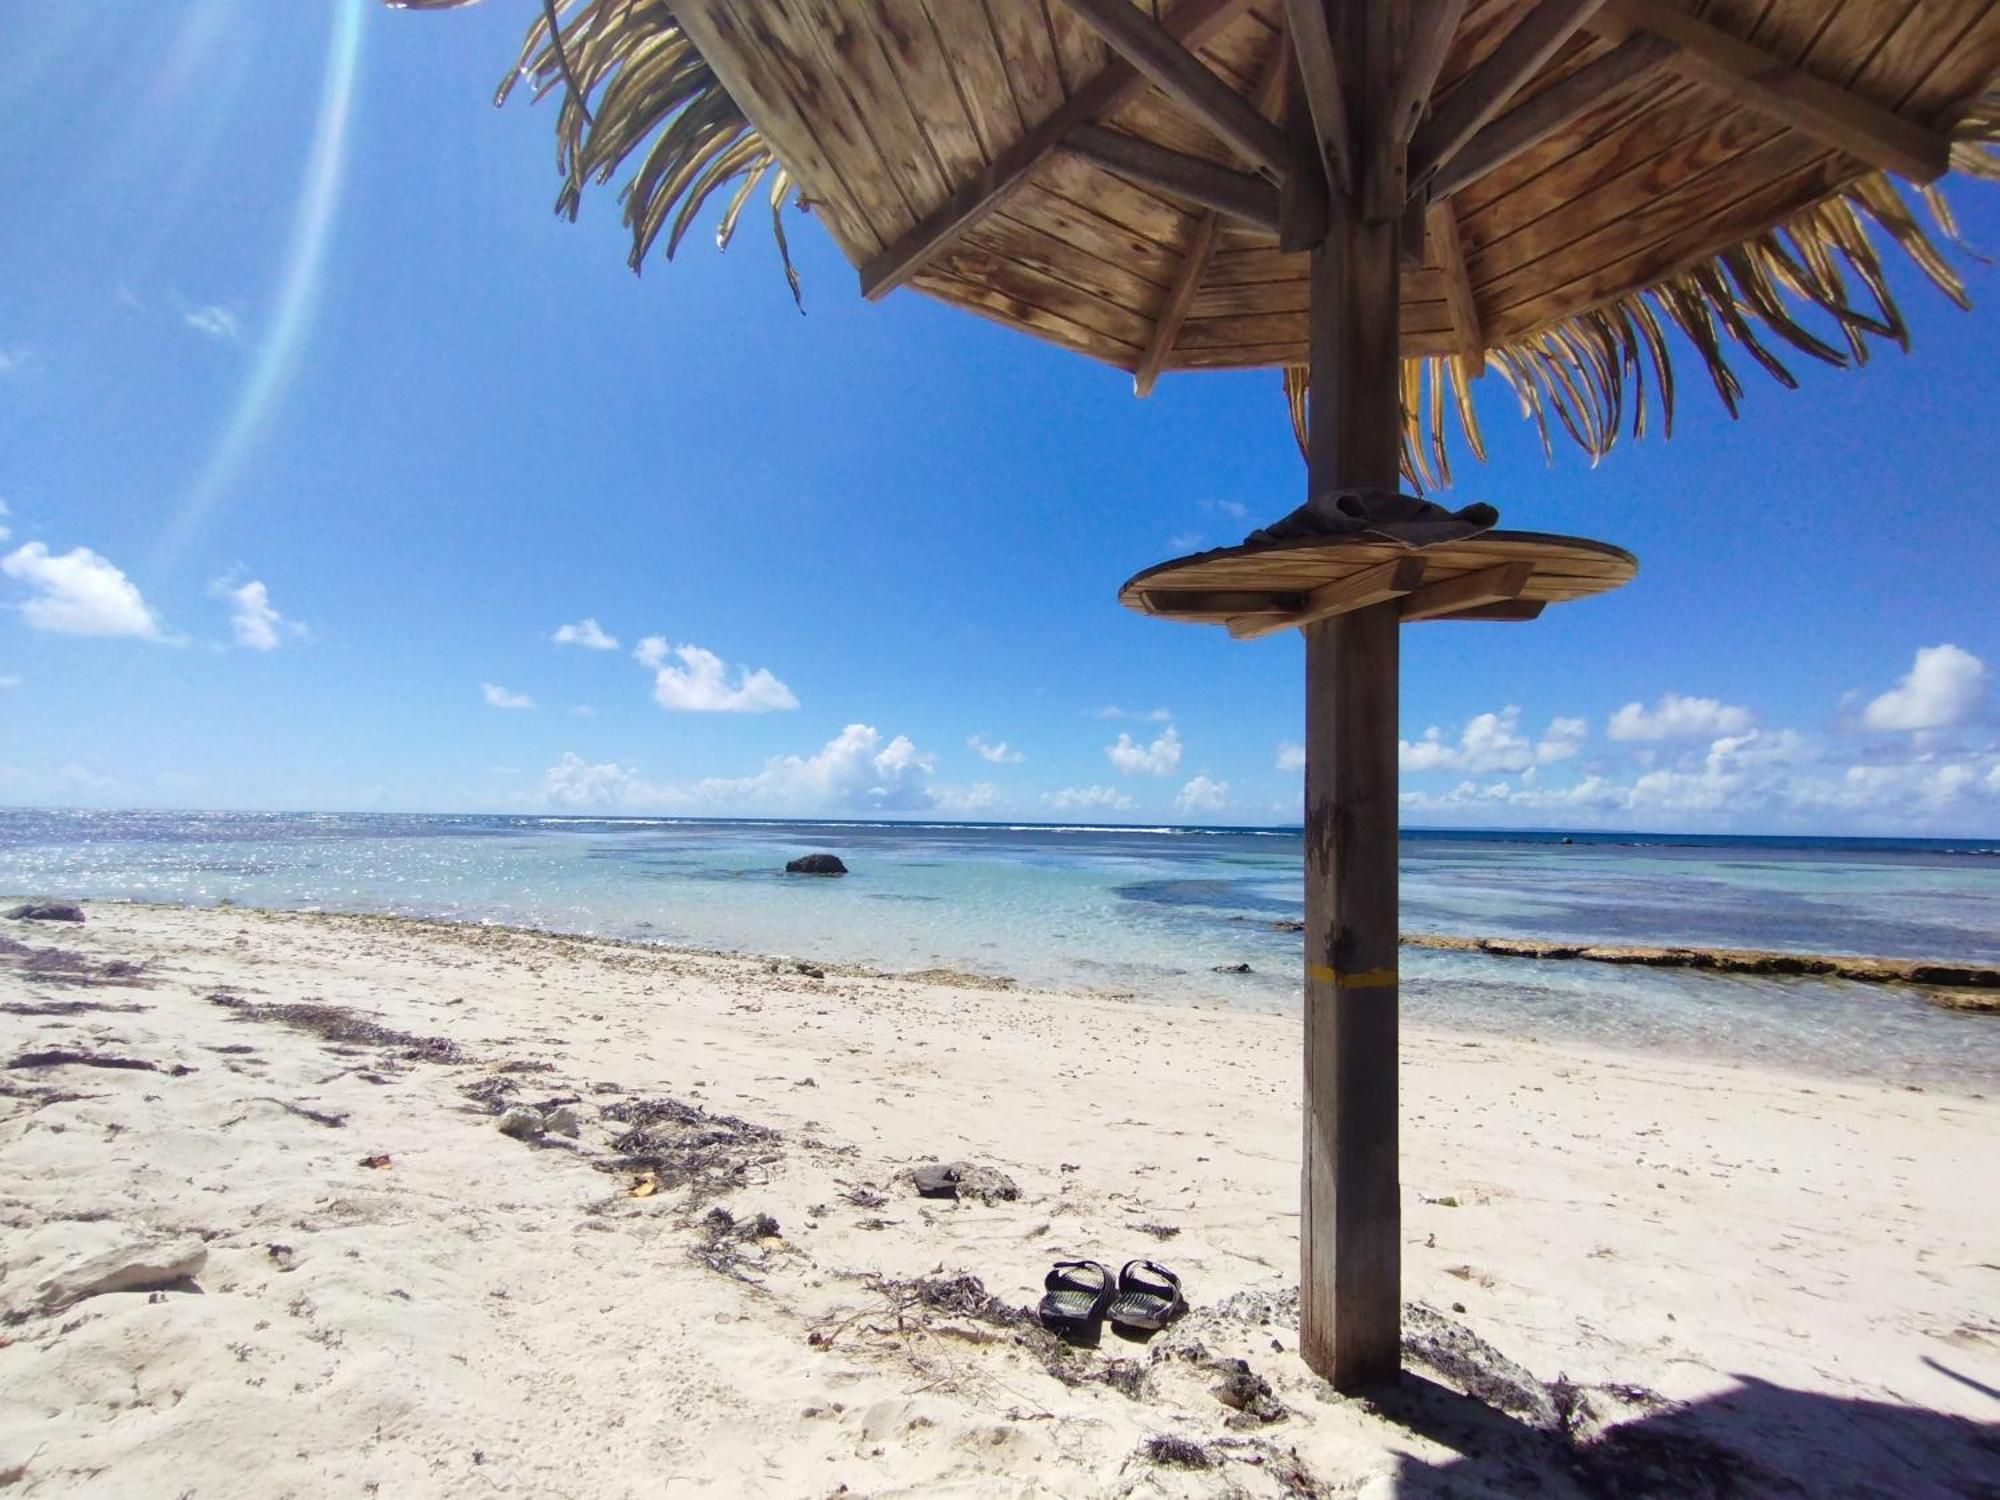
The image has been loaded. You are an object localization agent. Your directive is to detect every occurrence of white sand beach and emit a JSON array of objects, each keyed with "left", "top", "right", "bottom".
[{"left": 2, "top": 903, "right": 1995, "bottom": 1497}]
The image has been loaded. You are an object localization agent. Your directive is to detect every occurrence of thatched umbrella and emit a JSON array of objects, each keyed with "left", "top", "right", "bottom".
[{"left": 388, "top": 0, "right": 1999, "bottom": 1391}]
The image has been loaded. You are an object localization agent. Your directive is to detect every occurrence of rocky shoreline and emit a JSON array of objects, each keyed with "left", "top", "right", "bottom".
[{"left": 1400, "top": 933, "right": 2000, "bottom": 1008}]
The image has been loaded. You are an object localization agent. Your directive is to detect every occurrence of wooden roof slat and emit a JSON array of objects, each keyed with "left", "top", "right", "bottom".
[
  {"left": 1432, "top": 32, "right": 1677, "bottom": 202},
  {"left": 1044, "top": 0, "right": 1112, "bottom": 95},
  {"left": 875, "top": 0, "right": 988, "bottom": 190},
  {"left": 857, "top": 0, "right": 1259, "bottom": 300},
  {"left": 1035, "top": 150, "right": 1209, "bottom": 249},
  {"left": 668, "top": 1, "right": 886, "bottom": 256},
  {"left": 933, "top": 237, "right": 1158, "bottom": 349},
  {"left": 909, "top": 266, "right": 1143, "bottom": 366},
  {"left": 1471, "top": 103, "right": 1788, "bottom": 304},
  {"left": 1453, "top": 73, "right": 1701, "bottom": 243},
  {"left": 1006, "top": 181, "right": 1185, "bottom": 285},
  {"left": 927, "top": 0, "right": 1024, "bottom": 164},
  {"left": 759, "top": 0, "right": 929, "bottom": 237},
  {"left": 1056, "top": 0, "right": 1290, "bottom": 177},
  {"left": 1410, "top": 0, "right": 1612, "bottom": 187},
  {"left": 1490, "top": 131, "right": 1848, "bottom": 334},
  {"left": 1593, "top": 0, "right": 1952, "bottom": 181},
  {"left": 1860, "top": 0, "right": 2000, "bottom": 122},
  {"left": 1067, "top": 126, "right": 1283, "bottom": 235},
  {"left": 970, "top": 210, "right": 1178, "bottom": 313},
  {"left": 802, "top": 0, "right": 954, "bottom": 214},
  {"left": 984, "top": 0, "right": 1070, "bottom": 131}
]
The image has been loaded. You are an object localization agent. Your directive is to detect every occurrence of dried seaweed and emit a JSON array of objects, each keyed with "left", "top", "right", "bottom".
[
  {"left": 7, "top": 1050, "right": 189, "bottom": 1077},
  {"left": 0, "top": 940, "right": 151, "bottom": 990},
  {"left": 598, "top": 1095, "right": 781, "bottom": 1203},
  {"left": 1142, "top": 1434, "right": 1213, "bottom": 1469},
  {"left": 209, "top": 993, "right": 466, "bottom": 1064}
]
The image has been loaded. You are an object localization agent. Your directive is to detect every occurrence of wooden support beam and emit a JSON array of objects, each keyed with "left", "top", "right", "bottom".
[
  {"left": 1425, "top": 200, "right": 1485, "bottom": 377},
  {"left": 1134, "top": 214, "right": 1220, "bottom": 397},
  {"left": 1057, "top": 0, "right": 1290, "bottom": 180},
  {"left": 1592, "top": 0, "right": 1951, "bottom": 182},
  {"left": 1228, "top": 559, "right": 1427, "bottom": 640},
  {"left": 1280, "top": 0, "right": 1353, "bottom": 194},
  {"left": 1389, "top": 0, "right": 1470, "bottom": 146},
  {"left": 1408, "top": 0, "right": 1607, "bottom": 188},
  {"left": 1300, "top": 0, "right": 1404, "bottom": 1397},
  {"left": 1398, "top": 560, "right": 1532, "bottom": 620},
  {"left": 1067, "top": 127, "right": 1282, "bottom": 236},
  {"left": 1135, "top": 34, "right": 1293, "bottom": 397},
  {"left": 1139, "top": 588, "right": 1303, "bottom": 616},
  {"left": 1428, "top": 33, "right": 1675, "bottom": 202},
  {"left": 1427, "top": 599, "right": 1548, "bottom": 621},
  {"left": 858, "top": 0, "right": 1256, "bottom": 301}
]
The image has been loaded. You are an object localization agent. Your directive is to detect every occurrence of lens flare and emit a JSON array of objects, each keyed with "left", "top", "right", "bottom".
[{"left": 163, "top": 0, "right": 365, "bottom": 560}]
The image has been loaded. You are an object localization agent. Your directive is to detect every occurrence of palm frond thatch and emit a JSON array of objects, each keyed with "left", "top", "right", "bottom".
[
  {"left": 395, "top": 1, "right": 1994, "bottom": 481},
  {"left": 386, "top": 0, "right": 802, "bottom": 303}
]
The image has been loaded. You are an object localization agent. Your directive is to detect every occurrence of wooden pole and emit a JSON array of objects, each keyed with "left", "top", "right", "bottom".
[{"left": 1299, "top": 0, "right": 1404, "bottom": 1392}]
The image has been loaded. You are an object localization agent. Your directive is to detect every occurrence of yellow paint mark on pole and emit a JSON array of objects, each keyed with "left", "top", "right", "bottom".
[{"left": 1306, "top": 963, "right": 1397, "bottom": 990}]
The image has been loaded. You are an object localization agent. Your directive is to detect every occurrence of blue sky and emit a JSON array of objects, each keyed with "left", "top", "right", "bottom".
[{"left": 2, "top": 0, "right": 1996, "bottom": 835}]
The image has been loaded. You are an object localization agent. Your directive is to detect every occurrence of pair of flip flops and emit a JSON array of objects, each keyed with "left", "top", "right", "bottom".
[{"left": 1039, "top": 1259, "right": 1185, "bottom": 1339}]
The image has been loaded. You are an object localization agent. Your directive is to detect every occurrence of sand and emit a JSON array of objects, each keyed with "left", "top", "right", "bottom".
[{"left": 1, "top": 903, "right": 1994, "bottom": 1498}]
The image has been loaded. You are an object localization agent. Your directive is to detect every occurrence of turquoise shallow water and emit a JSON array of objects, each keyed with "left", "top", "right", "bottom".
[{"left": 2, "top": 810, "right": 1995, "bottom": 1089}]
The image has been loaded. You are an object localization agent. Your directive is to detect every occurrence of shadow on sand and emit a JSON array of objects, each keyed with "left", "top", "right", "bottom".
[{"left": 1368, "top": 1363, "right": 1999, "bottom": 1499}]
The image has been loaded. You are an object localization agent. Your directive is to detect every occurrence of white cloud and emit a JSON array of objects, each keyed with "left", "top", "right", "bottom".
[
  {"left": 1400, "top": 707, "right": 1577, "bottom": 774},
  {"left": 1860, "top": 644, "right": 1988, "bottom": 732},
  {"left": 0, "top": 498, "right": 10, "bottom": 542},
  {"left": 482, "top": 683, "right": 534, "bottom": 710},
  {"left": 0, "top": 675, "right": 19, "bottom": 691},
  {"left": 1537, "top": 716, "right": 1588, "bottom": 765},
  {"left": 935, "top": 782, "right": 1001, "bottom": 814},
  {"left": 183, "top": 305, "right": 242, "bottom": 342},
  {"left": 214, "top": 578, "right": 303, "bottom": 650},
  {"left": 544, "top": 752, "right": 641, "bottom": 807},
  {"left": 1276, "top": 741, "right": 1306, "bottom": 772},
  {"left": 967, "top": 734, "right": 1024, "bottom": 765},
  {"left": 1175, "top": 775, "right": 1229, "bottom": 816},
  {"left": 1607, "top": 693, "right": 1754, "bottom": 742},
  {"left": 2, "top": 542, "right": 163, "bottom": 638},
  {"left": 1044, "top": 785, "right": 1135, "bottom": 813},
  {"left": 1397, "top": 721, "right": 1998, "bottom": 835},
  {"left": 1204, "top": 499, "right": 1249, "bottom": 522},
  {"left": 571, "top": 705, "right": 595, "bottom": 717},
  {"left": 553, "top": 617, "right": 619, "bottom": 651},
  {"left": 1167, "top": 530, "right": 1205, "bottom": 551},
  {"left": 635, "top": 637, "right": 797, "bottom": 713},
  {"left": 1095, "top": 705, "right": 1173, "bottom": 722},
  {"left": 0, "top": 347, "right": 33, "bottom": 379},
  {"left": 1108, "top": 725, "right": 1183, "bottom": 776},
  {"left": 540, "top": 724, "right": 941, "bottom": 815}
]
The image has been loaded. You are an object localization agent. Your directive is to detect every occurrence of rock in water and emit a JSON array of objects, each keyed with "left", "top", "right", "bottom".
[
  {"left": 7, "top": 901, "right": 85, "bottom": 923},
  {"left": 36, "top": 1240, "right": 207, "bottom": 1310},
  {"left": 785, "top": 854, "right": 848, "bottom": 876},
  {"left": 1212, "top": 962, "right": 1253, "bottom": 974}
]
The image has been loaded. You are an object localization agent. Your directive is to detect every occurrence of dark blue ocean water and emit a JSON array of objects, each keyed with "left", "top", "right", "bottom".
[{"left": 2, "top": 810, "right": 1994, "bottom": 1087}]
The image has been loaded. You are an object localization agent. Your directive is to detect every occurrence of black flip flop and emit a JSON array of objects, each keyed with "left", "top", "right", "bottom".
[
  {"left": 1109, "top": 1259, "right": 1186, "bottom": 1333},
  {"left": 1038, "top": 1260, "right": 1114, "bottom": 1337}
]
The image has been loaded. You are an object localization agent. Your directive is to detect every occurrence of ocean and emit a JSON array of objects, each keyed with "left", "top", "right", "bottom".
[{"left": 3, "top": 810, "right": 1995, "bottom": 1089}]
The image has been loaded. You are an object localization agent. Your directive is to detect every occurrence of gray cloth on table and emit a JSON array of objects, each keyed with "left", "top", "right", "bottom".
[{"left": 1244, "top": 489, "right": 1498, "bottom": 549}]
